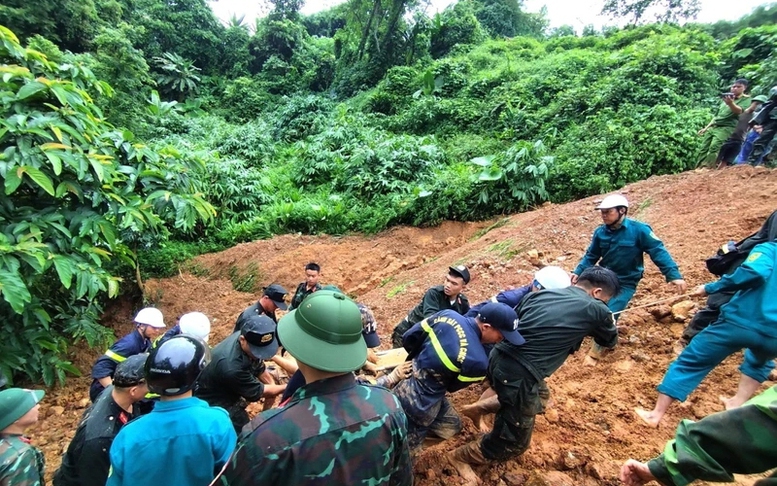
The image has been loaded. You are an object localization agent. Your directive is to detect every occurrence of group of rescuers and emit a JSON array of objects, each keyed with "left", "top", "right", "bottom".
[{"left": 2, "top": 196, "right": 777, "bottom": 486}]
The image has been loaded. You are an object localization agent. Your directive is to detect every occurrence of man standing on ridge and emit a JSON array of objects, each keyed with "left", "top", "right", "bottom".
[
  {"left": 696, "top": 78, "right": 752, "bottom": 168},
  {"left": 391, "top": 265, "right": 471, "bottom": 348}
]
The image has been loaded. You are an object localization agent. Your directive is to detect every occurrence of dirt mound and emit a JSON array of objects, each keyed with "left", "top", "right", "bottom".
[{"left": 33, "top": 166, "right": 777, "bottom": 484}]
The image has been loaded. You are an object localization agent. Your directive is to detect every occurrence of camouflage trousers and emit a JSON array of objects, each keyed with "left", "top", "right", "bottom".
[{"left": 393, "top": 371, "right": 462, "bottom": 450}]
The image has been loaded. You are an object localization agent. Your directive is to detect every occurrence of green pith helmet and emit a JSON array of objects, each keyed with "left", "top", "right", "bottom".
[{"left": 277, "top": 290, "right": 367, "bottom": 372}]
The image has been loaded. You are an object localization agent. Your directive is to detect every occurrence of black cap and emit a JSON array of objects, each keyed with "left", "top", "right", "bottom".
[
  {"left": 263, "top": 284, "right": 288, "bottom": 311},
  {"left": 241, "top": 314, "right": 279, "bottom": 359},
  {"left": 113, "top": 353, "right": 148, "bottom": 387},
  {"left": 449, "top": 265, "right": 471, "bottom": 284},
  {"left": 477, "top": 303, "right": 525, "bottom": 345}
]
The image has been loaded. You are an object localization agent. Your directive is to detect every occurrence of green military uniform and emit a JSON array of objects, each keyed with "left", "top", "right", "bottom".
[
  {"left": 289, "top": 282, "right": 321, "bottom": 310},
  {"left": 391, "top": 285, "right": 470, "bottom": 348},
  {"left": 0, "top": 435, "right": 45, "bottom": 486},
  {"left": 216, "top": 290, "right": 413, "bottom": 486},
  {"left": 217, "top": 374, "right": 412, "bottom": 485},
  {"left": 647, "top": 385, "right": 777, "bottom": 485},
  {"left": 696, "top": 95, "right": 752, "bottom": 168}
]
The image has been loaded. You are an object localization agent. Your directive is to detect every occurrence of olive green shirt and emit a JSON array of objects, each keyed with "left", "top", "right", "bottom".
[{"left": 712, "top": 95, "right": 752, "bottom": 128}]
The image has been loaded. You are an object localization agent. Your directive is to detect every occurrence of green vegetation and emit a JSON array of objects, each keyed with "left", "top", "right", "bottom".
[{"left": 1, "top": 0, "right": 776, "bottom": 384}]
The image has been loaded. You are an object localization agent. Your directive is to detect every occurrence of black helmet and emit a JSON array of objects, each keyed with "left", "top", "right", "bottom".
[{"left": 145, "top": 335, "right": 210, "bottom": 396}]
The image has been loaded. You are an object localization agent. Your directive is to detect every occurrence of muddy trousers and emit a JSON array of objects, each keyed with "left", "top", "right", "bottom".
[
  {"left": 658, "top": 319, "right": 777, "bottom": 402},
  {"left": 680, "top": 290, "right": 734, "bottom": 342},
  {"left": 479, "top": 352, "right": 542, "bottom": 461},
  {"left": 393, "top": 376, "right": 462, "bottom": 450}
]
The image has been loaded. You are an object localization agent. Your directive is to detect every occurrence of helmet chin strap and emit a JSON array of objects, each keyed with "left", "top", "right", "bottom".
[{"left": 606, "top": 209, "right": 627, "bottom": 230}]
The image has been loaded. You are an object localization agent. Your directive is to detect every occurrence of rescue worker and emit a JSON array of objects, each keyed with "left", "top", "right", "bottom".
[
  {"left": 107, "top": 335, "right": 235, "bottom": 486},
  {"left": 465, "top": 266, "right": 571, "bottom": 318},
  {"left": 157, "top": 311, "right": 212, "bottom": 346},
  {"left": 289, "top": 262, "right": 322, "bottom": 310},
  {"left": 0, "top": 388, "right": 45, "bottom": 485},
  {"left": 395, "top": 302, "right": 524, "bottom": 450},
  {"left": 233, "top": 284, "right": 288, "bottom": 332},
  {"left": 636, "top": 241, "right": 777, "bottom": 428},
  {"left": 391, "top": 265, "right": 471, "bottom": 348},
  {"left": 677, "top": 209, "right": 777, "bottom": 352},
  {"left": 89, "top": 307, "right": 166, "bottom": 402},
  {"left": 461, "top": 266, "right": 572, "bottom": 431},
  {"left": 747, "top": 85, "right": 777, "bottom": 166},
  {"left": 622, "top": 385, "right": 777, "bottom": 486},
  {"left": 195, "top": 315, "right": 286, "bottom": 433},
  {"left": 572, "top": 194, "right": 685, "bottom": 362},
  {"left": 55, "top": 354, "right": 149, "bottom": 486},
  {"left": 446, "top": 267, "right": 620, "bottom": 484},
  {"left": 278, "top": 293, "right": 392, "bottom": 403},
  {"left": 215, "top": 291, "right": 412, "bottom": 485}
]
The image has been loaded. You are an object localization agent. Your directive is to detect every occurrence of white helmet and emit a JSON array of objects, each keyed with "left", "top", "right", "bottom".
[
  {"left": 595, "top": 194, "right": 629, "bottom": 210},
  {"left": 534, "top": 266, "right": 572, "bottom": 290},
  {"left": 134, "top": 307, "right": 165, "bottom": 329},
  {"left": 178, "top": 312, "right": 211, "bottom": 343}
]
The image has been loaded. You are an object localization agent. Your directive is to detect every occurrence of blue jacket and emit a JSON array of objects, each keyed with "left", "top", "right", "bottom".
[
  {"left": 90, "top": 330, "right": 150, "bottom": 401},
  {"left": 465, "top": 285, "right": 531, "bottom": 318},
  {"left": 107, "top": 397, "right": 236, "bottom": 486},
  {"left": 403, "top": 310, "right": 489, "bottom": 391},
  {"left": 705, "top": 242, "right": 777, "bottom": 337},
  {"left": 574, "top": 218, "right": 682, "bottom": 287}
]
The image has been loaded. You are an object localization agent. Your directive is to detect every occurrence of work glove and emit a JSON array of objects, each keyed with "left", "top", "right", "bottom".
[{"left": 378, "top": 361, "right": 413, "bottom": 388}]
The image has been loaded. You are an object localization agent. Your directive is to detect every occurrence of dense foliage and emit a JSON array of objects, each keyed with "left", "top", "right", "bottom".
[{"left": 1, "top": 0, "right": 777, "bottom": 384}]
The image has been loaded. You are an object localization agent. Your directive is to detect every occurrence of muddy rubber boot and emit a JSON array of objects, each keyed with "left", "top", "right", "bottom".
[
  {"left": 446, "top": 440, "right": 488, "bottom": 485},
  {"left": 538, "top": 381, "right": 551, "bottom": 412},
  {"left": 461, "top": 395, "right": 499, "bottom": 432}
]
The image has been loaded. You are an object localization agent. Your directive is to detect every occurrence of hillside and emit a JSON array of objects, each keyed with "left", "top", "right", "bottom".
[{"left": 35, "top": 165, "right": 777, "bottom": 485}]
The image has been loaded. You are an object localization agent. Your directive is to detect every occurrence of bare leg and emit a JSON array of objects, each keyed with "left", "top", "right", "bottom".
[
  {"left": 635, "top": 393, "right": 675, "bottom": 428},
  {"left": 446, "top": 440, "right": 486, "bottom": 485},
  {"left": 720, "top": 374, "right": 761, "bottom": 410},
  {"left": 461, "top": 388, "right": 498, "bottom": 433}
]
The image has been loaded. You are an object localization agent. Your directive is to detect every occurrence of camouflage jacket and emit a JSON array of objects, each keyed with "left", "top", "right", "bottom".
[
  {"left": 647, "top": 385, "right": 777, "bottom": 486},
  {"left": 214, "top": 373, "right": 413, "bottom": 486},
  {"left": 0, "top": 434, "right": 45, "bottom": 486}
]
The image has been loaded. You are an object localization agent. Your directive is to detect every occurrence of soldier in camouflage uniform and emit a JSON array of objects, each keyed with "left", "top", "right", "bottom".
[
  {"left": 621, "top": 385, "right": 777, "bottom": 486},
  {"left": 0, "top": 388, "right": 45, "bottom": 485},
  {"left": 215, "top": 290, "right": 412, "bottom": 486}
]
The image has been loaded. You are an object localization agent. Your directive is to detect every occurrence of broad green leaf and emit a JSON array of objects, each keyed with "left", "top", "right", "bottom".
[
  {"left": 4, "top": 168, "right": 21, "bottom": 195},
  {"left": 478, "top": 168, "right": 503, "bottom": 181},
  {"left": 16, "top": 81, "right": 46, "bottom": 100},
  {"left": 470, "top": 155, "right": 496, "bottom": 167},
  {"left": 52, "top": 256, "right": 74, "bottom": 289},
  {"left": 43, "top": 151, "right": 62, "bottom": 176},
  {"left": 21, "top": 166, "right": 55, "bottom": 196},
  {"left": 0, "top": 269, "right": 31, "bottom": 314}
]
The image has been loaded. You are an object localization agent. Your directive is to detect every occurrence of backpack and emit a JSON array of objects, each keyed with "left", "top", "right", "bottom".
[{"left": 705, "top": 242, "right": 747, "bottom": 276}]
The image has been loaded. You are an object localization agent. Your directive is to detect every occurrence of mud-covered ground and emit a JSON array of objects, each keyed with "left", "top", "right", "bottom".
[{"left": 33, "top": 166, "right": 777, "bottom": 485}]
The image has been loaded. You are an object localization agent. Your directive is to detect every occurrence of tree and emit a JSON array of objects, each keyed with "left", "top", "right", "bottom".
[
  {"left": 0, "top": 25, "right": 214, "bottom": 385},
  {"left": 601, "top": 0, "right": 701, "bottom": 24},
  {"left": 153, "top": 52, "right": 202, "bottom": 101},
  {"left": 472, "top": 0, "right": 548, "bottom": 38}
]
